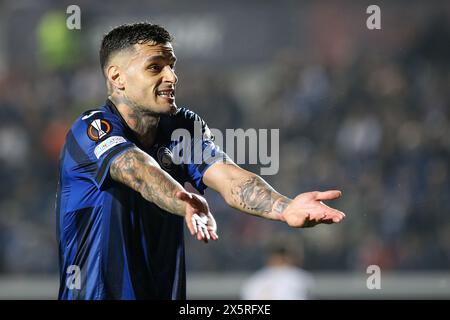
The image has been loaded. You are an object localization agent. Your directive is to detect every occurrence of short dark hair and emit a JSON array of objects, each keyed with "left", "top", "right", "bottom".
[{"left": 99, "top": 22, "right": 173, "bottom": 73}]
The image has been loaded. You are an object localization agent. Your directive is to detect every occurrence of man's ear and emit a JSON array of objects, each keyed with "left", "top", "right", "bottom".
[{"left": 106, "top": 65, "right": 125, "bottom": 91}]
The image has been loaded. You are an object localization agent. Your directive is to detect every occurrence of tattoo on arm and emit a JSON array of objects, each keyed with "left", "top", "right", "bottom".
[
  {"left": 230, "top": 175, "right": 291, "bottom": 219},
  {"left": 110, "top": 148, "right": 186, "bottom": 215},
  {"left": 273, "top": 197, "right": 290, "bottom": 214},
  {"left": 232, "top": 176, "right": 273, "bottom": 214}
]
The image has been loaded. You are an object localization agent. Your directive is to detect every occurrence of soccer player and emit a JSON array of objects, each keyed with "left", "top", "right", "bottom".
[{"left": 56, "top": 22, "right": 345, "bottom": 300}]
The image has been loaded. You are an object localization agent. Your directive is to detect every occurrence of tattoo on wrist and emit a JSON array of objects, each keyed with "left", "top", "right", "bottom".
[
  {"left": 230, "top": 175, "right": 292, "bottom": 217},
  {"left": 272, "top": 198, "right": 290, "bottom": 214},
  {"left": 231, "top": 176, "right": 291, "bottom": 217}
]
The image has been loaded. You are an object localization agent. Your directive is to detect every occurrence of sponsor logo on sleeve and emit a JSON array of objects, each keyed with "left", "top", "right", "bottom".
[{"left": 94, "top": 136, "right": 127, "bottom": 159}]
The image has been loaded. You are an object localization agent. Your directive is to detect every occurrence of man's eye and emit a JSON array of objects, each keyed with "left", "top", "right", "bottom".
[
  {"left": 170, "top": 64, "right": 176, "bottom": 70},
  {"left": 148, "top": 65, "right": 161, "bottom": 71}
]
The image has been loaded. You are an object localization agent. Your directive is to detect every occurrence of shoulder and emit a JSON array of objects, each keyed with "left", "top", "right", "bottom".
[
  {"left": 160, "top": 106, "right": 212, "bottom": 138},
  {"left": 70, "top": 107, "right": 124, "bottom": 141},
  {"left": 72, "top": 107, "right": 122, "bottom": 129},
  {"left": 64, "top": 106, "right": 129, "bottom": 157},
  {"left": 171, "top": 106, "right": 206, "bottom": 129}
]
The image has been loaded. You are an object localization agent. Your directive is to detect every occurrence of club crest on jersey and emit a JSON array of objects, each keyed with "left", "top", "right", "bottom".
[
  {"left": 87, "top": 119, "right": 112, "bottom": 141},
  {"left": 157, "top": 147, "right": 174, "bottom": 171}
]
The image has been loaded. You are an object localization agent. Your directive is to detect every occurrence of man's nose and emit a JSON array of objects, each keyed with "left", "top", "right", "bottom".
[{"left": 163, "top": 66, "right": 178, "bottom": 84}]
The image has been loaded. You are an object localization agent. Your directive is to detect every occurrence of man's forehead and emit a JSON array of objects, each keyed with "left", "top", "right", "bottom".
[{"left": 132, "top": 42, "right": 175, "bottom": 59}]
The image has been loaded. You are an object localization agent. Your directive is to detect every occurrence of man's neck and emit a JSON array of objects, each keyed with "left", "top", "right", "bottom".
[{"left": 109, "top": 94, "right": 160, "bottom": 149}]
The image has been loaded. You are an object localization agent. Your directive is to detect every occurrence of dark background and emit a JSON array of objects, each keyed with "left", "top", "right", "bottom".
[{"left": 0, "top": 0, "right": 448, "bottom": 286}]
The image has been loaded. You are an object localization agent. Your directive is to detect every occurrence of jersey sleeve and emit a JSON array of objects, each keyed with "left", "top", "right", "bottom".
[
  {"left": 174, "top": 108, "right": 230, "bottom": 194},
  {"left": 65, "top": 110, "right": 135, "bottom": 189}
]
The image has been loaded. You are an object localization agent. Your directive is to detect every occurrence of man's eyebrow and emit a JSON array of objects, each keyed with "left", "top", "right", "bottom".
[{"left": 145, "top": 55, "right": 177, "bottom": 64}]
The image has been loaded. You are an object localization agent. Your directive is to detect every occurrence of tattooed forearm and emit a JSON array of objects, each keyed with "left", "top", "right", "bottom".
[
  {"left": 229, "top": 175, "right": 291, "bottom": 220},
  {"left": 110, "top": 148, "right": 186, "bottom": 215},
  {"left": 233, "top": 176, "right": 273, "bottom": 214}
]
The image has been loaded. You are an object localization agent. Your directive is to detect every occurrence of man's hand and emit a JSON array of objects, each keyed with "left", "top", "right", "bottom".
[
  {"left": 176, "top": 191, "right": 219, "bottom": 243},
  {"left": 280, "top": 190, "right": 345, "bottom": 228}
]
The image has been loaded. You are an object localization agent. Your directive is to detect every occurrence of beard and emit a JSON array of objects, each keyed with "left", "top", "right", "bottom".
[{"left": 129, "top": 94, "right": 178, "bottom": 117}]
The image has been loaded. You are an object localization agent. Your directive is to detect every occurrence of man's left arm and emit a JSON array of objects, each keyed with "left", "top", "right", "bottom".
[{"left": 202, "top": 161, "right": 345, "bottom": 228}]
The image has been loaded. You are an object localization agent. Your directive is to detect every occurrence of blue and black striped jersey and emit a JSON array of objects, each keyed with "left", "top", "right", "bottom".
[{"left": 56, "top": 99, "right": 225, "bottom": 299}]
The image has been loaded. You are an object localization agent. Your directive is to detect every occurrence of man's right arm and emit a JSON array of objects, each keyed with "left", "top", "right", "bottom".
[
  {"left": 109, "top": 147, "right": 219, "bottom": 242},
  {"left": 109, "top": 147, "right": 188, "bottom": 216}
]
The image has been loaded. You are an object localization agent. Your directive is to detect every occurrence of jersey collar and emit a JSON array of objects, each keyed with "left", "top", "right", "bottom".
[{"left": 105, "top": 98, "right": 130, "bottom": 128}]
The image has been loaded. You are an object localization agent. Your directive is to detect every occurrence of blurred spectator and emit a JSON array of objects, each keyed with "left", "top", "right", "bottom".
[{"left": 241, "top": 237, "right": 314, "bottom": 300}]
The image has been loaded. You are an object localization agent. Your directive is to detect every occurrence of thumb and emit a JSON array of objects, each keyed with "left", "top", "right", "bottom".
[{"left": 316, "top": 190, "right": 342, "bottom": 201}]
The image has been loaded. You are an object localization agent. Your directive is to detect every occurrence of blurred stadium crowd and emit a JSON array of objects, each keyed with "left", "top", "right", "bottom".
[{"left": 0, "top": 1, "right": 448, "bottom": 275}]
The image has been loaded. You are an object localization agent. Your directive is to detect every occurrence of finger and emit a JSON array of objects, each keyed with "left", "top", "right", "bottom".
[
  {"left": 198, "top": 225, "right": 205, "bottom": 239},
  {"left": 193, "top": 218, "right": 208, "bottom": 237},
  {"left": 325, "top": 208, "right": 345, "bottom": 218},
  {"left": 194, "top": 214, "right": 208, "bottom": 225},
  {"left": 323, "top": 208, "right": 346, "bottom": 221},
  {"left": 194, "top": 216, "right": 205, "bottom": 240},
  {"left": 308, "top": 211, "right": 326, "bottom": 222},
  {"left": 191, "top": 215, "right": 199, "bottom": 234},
  {"left": 196, "top": 223, "right": 207, "bottom": 238},
  {"left": 317, "top": 202, "right": 346, "bottom": 219},
  {"left": 321, "top": 209, "right": 345, "bottom": 223},
  {"left": 196, "top": 222, "right": 209, "bottom": 242},
  {"left": 200, "top": 227, "right": 209, "bottom": 243},
  {"left": 206, "top": 225, "right": 218, "bottom": 240},
  {"left": 332, "top": 214, "right": 345, "bottom": 223},
  {"left": 316, "top": 190, "right": 342, "bottom": 201},
  {"left": 199, "top": 215, "right": 209, "bottom": 225},
  {"left": 210, "top": 230, "right": 219, "bottom": 240},
  {"left": 187, "top": 221, "right": 195, "bottom": 236},
  {"left": 185, "top": 211, "right": 196, "bottom": 236}
]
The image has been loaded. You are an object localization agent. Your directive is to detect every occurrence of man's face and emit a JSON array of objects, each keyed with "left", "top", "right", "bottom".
[{"left": 118, "top": 42, "right": 178, "bottom": 115}]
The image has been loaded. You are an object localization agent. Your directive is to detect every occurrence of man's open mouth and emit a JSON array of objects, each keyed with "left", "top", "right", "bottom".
[{"left": 157, "top": 89, "right": 175, "bottom": 98}]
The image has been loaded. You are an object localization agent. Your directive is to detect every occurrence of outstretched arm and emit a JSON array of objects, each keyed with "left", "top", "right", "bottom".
[
  {"left": 110, "top": 147, "right": 187, "bottom": 215},
  {"left": 110, "top": 147, "right": 218, "bottom": 241},
  {"left": 203, "top": 161, "right": 345, "bottom": 228}
]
